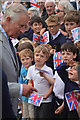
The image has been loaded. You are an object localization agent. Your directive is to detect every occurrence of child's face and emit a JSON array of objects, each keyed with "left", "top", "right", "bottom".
[
  {"left": 34, "top": 51, "right": 47, "bottom": 68},
  {"left": 65, "top": 21, "right": 78, "bottom": 36},
  {"left": 21, "top": 55, "right": 33, "bottom": 69},
  {"left": 47, "top": 22, "right": 60, "bottom": 35},
  {"left": 61, "top": 50, "right": 76, "bottom": 63},
  {"left": 31, "top": 22, "right": 43, "bottom": 34},
  {"left": 68, "top": 64, "right": 78, "bottom": 81}
]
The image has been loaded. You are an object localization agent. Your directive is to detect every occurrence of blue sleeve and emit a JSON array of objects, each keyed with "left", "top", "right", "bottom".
[
  {"left": 19, "top": 70, "right": 23, "bottom": 84},
  {"left": 56, "top": 63, "right": 69, "bottom": 83}
]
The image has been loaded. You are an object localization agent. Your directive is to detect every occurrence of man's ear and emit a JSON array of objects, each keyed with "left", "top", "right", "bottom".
[
  {"left": 6, "top": 16, "right": 11, "bottom": 21},
  {"left": 73, "top": 53, "right": 77, "bottom": 59}
]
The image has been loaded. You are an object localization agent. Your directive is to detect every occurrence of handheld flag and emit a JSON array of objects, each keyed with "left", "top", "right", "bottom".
[
  {"left": 28, "top": 93, "right": 43, "bottom": 106},
  {"left": 65, "top": 90, "right": 80, "bottom": 111},
  {"left": 30, "top": 0, "right": 39, "bottom": 8},
  {"left": 71, "top": 27, "right": 80, "bottom": 43},
  {"left": 54, "top": 52, "right": 63, "bottom": 69},
  {"left": 33, "top": 31, "right": 49, "bottom": 44}
]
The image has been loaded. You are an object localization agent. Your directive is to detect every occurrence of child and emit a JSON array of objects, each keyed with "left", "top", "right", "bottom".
[
  {"left": 45, "top": 14, "right": 66, "bottom": 51},
  {"left": 64, "top": 10, "right": 79, "bottom": 43},
  {"left": 30, "top": 16, "right": 43, "bottom": 47},
  {"left": 27, "top": 44, "right": 55, "bottom": 119},
  {"left": 56, "top": 42, "right": 79, "bottom": 120},
  {"left": 40, "top": 42, "right": 79, "bottom": 120},
  {"left": 19, "top": 48, "right": 34, "bottom": 120},
  {"left": 45, "top": 14, "right": 66, "bottom": 70}
]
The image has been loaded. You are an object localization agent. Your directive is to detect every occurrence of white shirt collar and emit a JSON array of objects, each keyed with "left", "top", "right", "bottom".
[
  {"left": 52, "top": 30, "right": 60, "bottom": 40},
  {"left": 0, "top": 24, "right": 9, "bottom": 40}
]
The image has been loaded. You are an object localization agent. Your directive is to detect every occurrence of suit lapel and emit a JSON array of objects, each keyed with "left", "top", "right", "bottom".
[{"left": 1, "top": 31, "right": 19, "bottom": 71}]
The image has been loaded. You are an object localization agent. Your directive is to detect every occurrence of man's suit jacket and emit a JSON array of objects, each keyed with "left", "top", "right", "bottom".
[
  {"left": 1, "top": 67, "right": 17, "bottom": 119},
  {"left": 0, "top": 27, "right": 20, "bottom": 115}
]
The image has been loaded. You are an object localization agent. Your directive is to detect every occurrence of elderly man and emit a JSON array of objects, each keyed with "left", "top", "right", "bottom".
[
  {"left": 41, "top": 0, "right": 55, "bottom": 28},
  {"left": 0, "top": 3, "right": 37, "bottom": 118}
]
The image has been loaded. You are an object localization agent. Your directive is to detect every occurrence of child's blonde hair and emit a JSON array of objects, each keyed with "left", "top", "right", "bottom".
[
  {"left": 34, "top": 44, "right": 50, "bottom": 59},
  {"left": 19, "top": 48, "right": 33, "bottom": 59},
  {"left": 18, "top": 37, "right": 35, "bottom": 52},
  {"left": 45, "top": 14, "right": 60, "bottom": 25}
]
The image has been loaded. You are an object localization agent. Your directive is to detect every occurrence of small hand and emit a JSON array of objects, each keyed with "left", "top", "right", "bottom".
[
  {"left": 55, "top": 105, "right": 64, "bottom": 114},
  {"left": 40, "top": 94, "right": 48, "bottom": 99}
]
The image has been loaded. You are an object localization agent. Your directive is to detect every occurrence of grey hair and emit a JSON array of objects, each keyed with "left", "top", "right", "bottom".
[
  {"left": 45, "top": 0, "right": 55, "bottom": 8},
  {"left": 2, "top": 3, "right": 29, "bottom": 23},
  {"left": 28, "top": 7, "right": 40, "bottom": 17},
  {"left": 59, "top": 1, "right": 75, "bottom": 14}
]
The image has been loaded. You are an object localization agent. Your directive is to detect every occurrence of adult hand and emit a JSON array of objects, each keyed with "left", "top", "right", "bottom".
[{"left": 22, "top": 84, "right": 38, "bottom": 97}]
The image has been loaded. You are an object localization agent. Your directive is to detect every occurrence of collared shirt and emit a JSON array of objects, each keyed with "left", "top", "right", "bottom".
[
  {"left": 0, "top": 24, "right": 9, "bottom": 40},
  {"left": 53, "top": 71, "right": 65, "bottom": 100},
  {"left": 27, "top": 64, "right": 54, "bottom": 103},
  {"left": 52, "top": 30, "right": 61, "bottom": 40}
]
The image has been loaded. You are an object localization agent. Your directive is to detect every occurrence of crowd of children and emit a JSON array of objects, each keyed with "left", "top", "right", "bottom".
[{"left": 2, "top": 1, "right": 80, "bottom": 120}]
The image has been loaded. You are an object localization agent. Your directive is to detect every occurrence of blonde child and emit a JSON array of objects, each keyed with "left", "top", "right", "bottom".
[
  {"left": 19, "top": 49, "right": 34, "bottom": 120},
  {"left": 27, "top": 44, "right": 55, "bottom": 119}
]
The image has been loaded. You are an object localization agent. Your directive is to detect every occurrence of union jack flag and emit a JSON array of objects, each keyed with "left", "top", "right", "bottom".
[
  {"left": 30, "top": 0, "right": 39, "bottom": 8},
  {"left": 65, "top": 90, "right": 80, "bottom": 111},
  {"left": 42, "top": 31, "right": 49, "bottom": 44},
  {"left": 33, "top": 33, "right": 44, "bottom": 44},
  {"left": 28, "top": 93, "right": 43, "bottom": 106},
  {"left": 71, "top": 27, "right": 80, "bottom": 43},
  {"left": 33, "top": 31, "right": 49, "bottom": 44},
  {"left": 54, "top": 52, "right": 63, "bottom": 69}
]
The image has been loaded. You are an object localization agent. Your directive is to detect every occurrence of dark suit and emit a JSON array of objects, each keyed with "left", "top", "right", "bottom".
[{"left": 0, "top": 67, "right": 17, "bottom": 119}]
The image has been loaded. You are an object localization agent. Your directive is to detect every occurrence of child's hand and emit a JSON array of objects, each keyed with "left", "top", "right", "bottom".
[
  {"left": 39, "top": 71, "right": 45, "bottom": 77},
  {"left": 40, "top": 28, "right": 46, "bottom": 36},
  {"left": 40, "top": 94, "right": 48, "bottom": 99},
  {"left": 74, "top": 41, "right": 80, "bottom": 49},
  {"left": 67, "top": 59, "right": 76, "bottom": 67},
  {"left": 76, "top": 92, "right": 80, "bottom": 100},
  {"left": 77, "top": 102, "right": 80, "bottom": 118},
  {"left": 55, "top": 105, "right": 64, "bottom": 114},
  {"left": 50, "top": 49, "right": 56, "bottom": 54}
]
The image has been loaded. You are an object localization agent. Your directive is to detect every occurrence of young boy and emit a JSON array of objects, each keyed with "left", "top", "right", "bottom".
[
  {"left": 40, "top": 42, "right": 79, "bottom": 120},
  {"left": 19, "top": 48, "right": 34, "bottom": 119},
  {"left": 56, "top": 42, "right": 79, "bottom": 120},
  {"left": 64, "top": 10, "right": 79, "bottom": 43},
  {"left": 27, "top": 44, "right": 55, "bottom": 119},
  {"left": 45, "top": 14, "right": 66, "bottom": 51},
  {"left": 45, "top": 14, "right": 66, "bottom": 70},
  {"left": 30, "top": 16, "right": 43, "bottom": 47}
]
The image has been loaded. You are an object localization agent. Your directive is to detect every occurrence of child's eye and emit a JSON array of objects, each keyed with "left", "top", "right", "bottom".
[
  {"left": 61, "top": 53, "right": 65, "bottom": 55},
  {"left": 26, "top": 58, "right": 29, "bottom": 60},
  {"left": 41, "top": 55, "right": 44, "bottom": 58},
  {"left": 21, "top": 58, "right": 25, "bottom": 61},
  {"left": 36, "top": 54, "right": 39, "bottom": 56},
  {"left": 70, "top": 23, "right": 74, "bottom": 26},
  {"left": 65, "top": 23, "right": 68, "bottom": 26},
  {"left": 67, "top": 53, "right": 71, "bottom": 55}
]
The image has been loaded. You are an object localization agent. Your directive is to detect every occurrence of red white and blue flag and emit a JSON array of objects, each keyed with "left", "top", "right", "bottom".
[
  {"left": 28, "top": 93, "right": 43, "bottom": 106},
  {"left": 54, "top": 52, "right": 63, "bottom": 69},
  {"left": 30, "top": 0, "right": 39, "bottom": 8},
  {"left": 42, "top": 31, "right": 49, "bottom": 44},
  {"left": 33, "top": 31, "right": 49, "bottom": 44},
  {"left": 65, "top": 90, "right": 80, "bottom": 111},
  {"left": 33, "top": 33, "right": 44, "bottom": 44}
]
